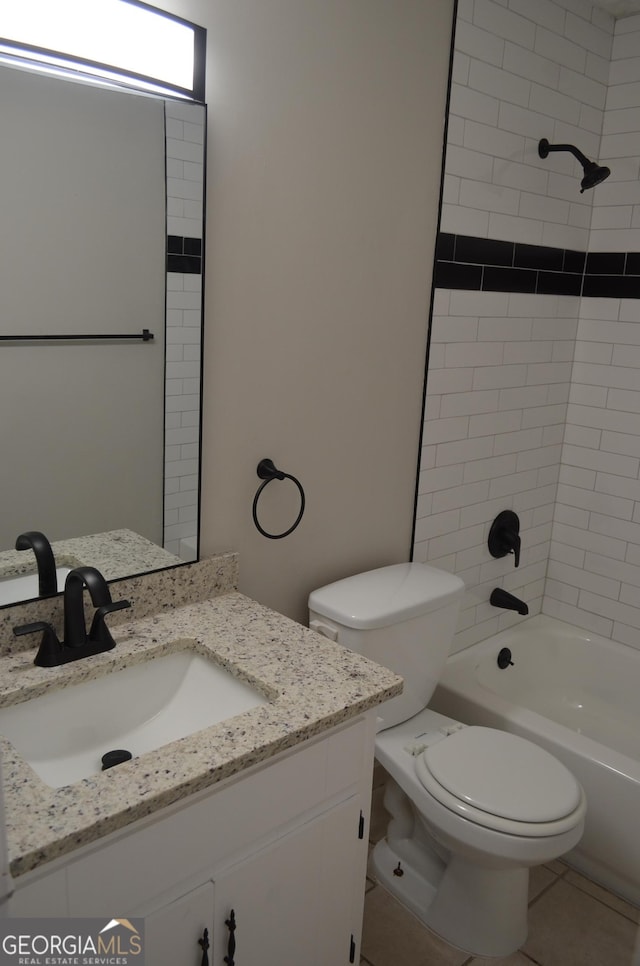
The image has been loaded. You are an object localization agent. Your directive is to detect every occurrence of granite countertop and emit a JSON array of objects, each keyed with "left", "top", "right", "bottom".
[
  {"left": 0, "top": 590, "right": 402, "bottom": 878},
  {"left": 0, "top": 529, "right": 181, "bottom": 583}
]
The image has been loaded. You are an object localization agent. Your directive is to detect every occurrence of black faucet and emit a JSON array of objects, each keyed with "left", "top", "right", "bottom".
[
  {"left": 490, "top": 587, "right": 529, "bottom": 616},
  {"left": 13, "top": 566, "right": 131, "bottom": 667},
  {"left": 15, "top": 531, "right": 58, "bottom": 597}
]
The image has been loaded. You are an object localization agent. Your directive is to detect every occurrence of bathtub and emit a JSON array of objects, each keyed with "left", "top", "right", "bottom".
[{"left": 430, "top": 614, "right": 640, "bottom": 906}]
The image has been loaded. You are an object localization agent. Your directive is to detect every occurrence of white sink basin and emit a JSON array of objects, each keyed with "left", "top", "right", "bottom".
[
  {"left": 0, "top": 567, "right": 71, "bottom": 606},
  {"left": 0, "top": 651, "right": 268, "bottom": 788}
]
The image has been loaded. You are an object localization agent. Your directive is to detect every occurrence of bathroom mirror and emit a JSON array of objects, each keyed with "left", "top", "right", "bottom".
[{"left": 0, "top": 61, "right": 205, "bottom": 602}]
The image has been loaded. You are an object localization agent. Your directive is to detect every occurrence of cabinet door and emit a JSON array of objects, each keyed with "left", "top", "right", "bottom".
[
  {"left": 213, "top": 797, "right": 362, "bottom": 966},
  {"left": 145, "top": 881, "right": 214, "bottom": 966}
]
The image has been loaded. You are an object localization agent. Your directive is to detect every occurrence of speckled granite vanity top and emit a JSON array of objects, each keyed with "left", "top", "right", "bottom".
[{"left": 0, "top": 555, "right": 401, "bottom": 878}]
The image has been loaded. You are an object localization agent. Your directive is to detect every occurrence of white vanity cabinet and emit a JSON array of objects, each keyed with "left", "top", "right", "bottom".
[{"left": 8, "top": 713, "right": 376, "bottom": 966}]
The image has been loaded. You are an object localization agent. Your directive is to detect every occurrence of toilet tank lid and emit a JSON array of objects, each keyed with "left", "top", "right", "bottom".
[{"left": 308, "top": 563, "right": 464, "bottom": 630}]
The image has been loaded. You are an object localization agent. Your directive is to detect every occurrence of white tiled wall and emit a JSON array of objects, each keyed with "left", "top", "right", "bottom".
[
  {"left": 591, "top": 13, "right": 640, "bottom": 251},
  {"left": 416, "top": 0, "right": 640, "bottom": 651},
  {"left": 443, "top": 0, "right": 612, "bottom": 251},
  {"left": 415, "top": 288, "right": 576, "bottom": 648},
  {"left": 163, "top": 101, "right": 205, "bottom": 560}
]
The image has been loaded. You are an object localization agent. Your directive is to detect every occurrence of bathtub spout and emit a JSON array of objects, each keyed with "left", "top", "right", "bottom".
[{"left": 490, "top": 588, "right": 529, "bottom": 616}]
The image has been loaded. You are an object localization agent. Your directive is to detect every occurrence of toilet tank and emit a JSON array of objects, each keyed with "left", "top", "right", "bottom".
[{"left": 309, "top": 563, "right": 464, "bottom": 731}]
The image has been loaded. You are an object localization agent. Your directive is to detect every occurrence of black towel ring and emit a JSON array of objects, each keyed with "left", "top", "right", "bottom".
[{"left": 252, "top": 458, "right": 306, "bottom": 539}]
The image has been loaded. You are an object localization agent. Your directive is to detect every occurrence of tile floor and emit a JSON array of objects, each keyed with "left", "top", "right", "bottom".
[{"left": 362, "top": 775, "right": 640, "bottom": 966}]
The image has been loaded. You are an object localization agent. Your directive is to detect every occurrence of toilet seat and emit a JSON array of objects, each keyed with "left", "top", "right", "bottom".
[{"left": 415, "top": 726, "right": 584, "bottom": 837}]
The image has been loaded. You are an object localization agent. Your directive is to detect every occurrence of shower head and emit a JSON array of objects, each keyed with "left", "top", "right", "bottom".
[{"left": 538, "top": 138, "right": 610, "bottom": 193}]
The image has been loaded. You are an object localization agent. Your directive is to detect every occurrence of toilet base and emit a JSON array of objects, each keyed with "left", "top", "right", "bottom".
[{"left": 371, "top": 837, "right": 529, "bottom": 957}]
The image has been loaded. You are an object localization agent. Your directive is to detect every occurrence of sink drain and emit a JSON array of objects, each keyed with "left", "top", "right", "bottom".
[{"left": 101, "top": 749, "right": 133, "bottom": 771}]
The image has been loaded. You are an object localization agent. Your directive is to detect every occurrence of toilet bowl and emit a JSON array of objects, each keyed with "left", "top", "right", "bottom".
[
  {"left": 370, "top": 705, "right": 585, "bottom": 955},
  {"left": 309, "top": 563, "right": 586, "bottom": 957}
]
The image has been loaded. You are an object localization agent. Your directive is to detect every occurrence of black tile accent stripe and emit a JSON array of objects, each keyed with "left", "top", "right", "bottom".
[
  {"left": 435, "top": 233, "right": 640, "bottom": 299},
  {"left": 167, "top": 235, "right": 202, "bottom": 275}
]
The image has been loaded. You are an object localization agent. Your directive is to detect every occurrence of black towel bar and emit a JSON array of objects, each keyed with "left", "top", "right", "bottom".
[{"left": 0, "top": 328, "right": 154, "bottom": 343}]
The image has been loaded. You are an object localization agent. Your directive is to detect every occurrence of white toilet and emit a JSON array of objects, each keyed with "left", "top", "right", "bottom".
[{"left": 308, "top": 563, "right": 586, "bottom": 957}]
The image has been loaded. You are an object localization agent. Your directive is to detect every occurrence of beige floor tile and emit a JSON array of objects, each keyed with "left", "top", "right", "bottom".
[
  {"left": 524, "top": 878, "right": 640, "bottom": 966},
  {"left": 563, "top": 869, "right": 640, "bottom": 924},
  {"left": 529, "top": 863, "right": 558, "bottom": 902},
  {"left": 361, "top": 884, "right": 468, "bottom": 966},
  {"left": 467, "top": 954, "right": 536, "bottom": 966}
]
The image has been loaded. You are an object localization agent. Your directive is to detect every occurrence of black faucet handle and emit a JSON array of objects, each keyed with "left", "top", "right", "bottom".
[
  {"left": 13, "top": 621, "right": 63, "bottom": 667},
  {"left": 511, "top": 532, "right": 521, "bottom": 568},
  {"left": 88, "top": 599, "right": 131, "bottom": 648},
  {"left": 488, "top": 510, "right": 521, "bottom": 568}
]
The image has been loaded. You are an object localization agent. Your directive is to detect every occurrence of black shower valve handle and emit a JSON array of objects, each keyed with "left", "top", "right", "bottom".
[{"left": 488, "top": 510, "right": 521, "bottom": 568}]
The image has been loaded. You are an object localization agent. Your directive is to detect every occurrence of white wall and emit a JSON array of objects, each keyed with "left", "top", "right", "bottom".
[{"left": 159, "top": 0, "right": 455, "bottom": 622}]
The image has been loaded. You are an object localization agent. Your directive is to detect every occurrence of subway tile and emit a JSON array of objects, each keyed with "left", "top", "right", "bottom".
[
  {"left": 514, "top": 243, "right": 564, "bottom": 271},
  {"left": 440, "top": 389, "right": 500, "bottom": 417},
  {"left": 434, "top": 261, "right": 482, "bottom": 290},
  {"left": 521, "top": 403, "right": 567, "bottom": 428},
  {"left": 482, "top": 265, "right": 537, "bottom": 292},
  {"left": 608, "top": 387, "right": 640, "bottom": 413},
  {"left": 435, "top": 233, "right": 455, "bottom": 260},
  {"left": 502, "top": 41, "right": 560, "bottom": 87},
  {"left": 436, "top": 436, "right": 490, "bottom": 466},
  {"left": 468, "top": 58, "right": 532, "bottom": 106},
  {"left": 580, "top": 590, "right": 640, "bottom": 629},
  {"left": 548, "top": 560, "right": 620, "bottom": 599},
  {"left": 584, "top": 552, "right": 640, "bottom": 588},
  {"left": 565, "top": 11, "right": 613, "bottom": 59},
  {"left": 517, "top": 443, "right": 562, "bottom": 471},
  {"left": 463, "top": 120, "right": 525, "bottom": 161},
  {"left": 445, "top": 342, "right": 503, "bottom": 369},
  {"left": 474, "top": 0, "right": 536, "bottom": 47},
  {"left": 473, "top": 363, "right": 528, "bottom": 389},
  {"left": 557, "top": 481, "right": 633, "bottom": 520},
  {"left": 431, "top": 316, "right": 479, "bottom": 342},
  {"left": 450, "top": 83, "right": 500, "bottom": 124},
  {"left": 563, "top": 424, "right": 602, "bottom": 448},
  {"left": 421, "top": 415, "right": 470, "bottom": 444},
  {"left": 418, "top": 464, "right": 465, "bottom": 494},
  {"left": 552, "top": 521, "right": 627, "bottom": 560},
  {"left": 469, "top": 408, "right": 522, "bottom": 436},
  {"left": 431, "top": 479, "right": 492, "bottom": 513},
  {"left": 488, "top": 468, "right": 539, "bottom": 498},
  {"left": 525, "top": 361, "right": 572, "bottom": 384},
  {"left": 545, "top": 578, "right": 581, "bottom": 606},
  {"left": 559, "top": 66, "right": 607, "bottom": 111},
  {"left": 414, "top": 509, "right": 462, "bottom": 542},
  {"left": 455, "top": 235, "right": 514, "bottom": 265},
  {"left": 489, "top": 212, "right": 544, "bottom": 245},
  {"left": 450, "top": 289, "right": 510, "bottom": 316},
  {"left": 530, "top": 84, "right": 581, "bottom": 125},
  {"left": 499, "top": 384, "right": 549, "bottom": 409},
  {"left": 427, "top": 368, "right": 474, "bottom": 394},
  {"left": 573, "top": 360, "right": 640, "bottom": 391},
  {"left": 591, "top": 510, "right": 640, "bottom": 544},
  {"left": 463, "top": 453, "right": 517, "bottom": 482},
  {"left": 563, "top": 442, "right": 639, "bottom": 477},
  {"left": 535, "top": 26, "right": 587, "bottom": 73},
  {"left": 493, "top": 426, "right": 544, "bottom": 455},
  {"left": 454, "top": 19, "right": 505, "bottom": 66}
]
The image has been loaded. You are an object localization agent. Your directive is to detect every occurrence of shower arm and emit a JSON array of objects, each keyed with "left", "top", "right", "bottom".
[{"left": 538, "top": 139, "right": 590, "bottom": 169}]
